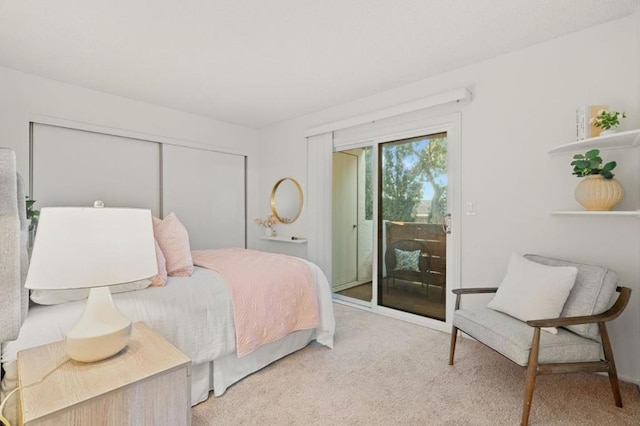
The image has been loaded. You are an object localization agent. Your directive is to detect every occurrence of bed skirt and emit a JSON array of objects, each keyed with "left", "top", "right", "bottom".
[{"left": 193, "top": 328, "right": 316, "bottom": 404}]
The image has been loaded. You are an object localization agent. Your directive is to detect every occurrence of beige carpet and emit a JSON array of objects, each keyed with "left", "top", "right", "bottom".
[{"left": 192, "top": 303, "right": 640, "bottom": 425}]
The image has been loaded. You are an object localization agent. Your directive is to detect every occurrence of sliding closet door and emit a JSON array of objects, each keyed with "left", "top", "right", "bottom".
[
  {"left": 162, "top": 144, "right": 245, "bottom": 250},
  {"left": 31, "top": 123, "right": 161, "bottom": 214}
]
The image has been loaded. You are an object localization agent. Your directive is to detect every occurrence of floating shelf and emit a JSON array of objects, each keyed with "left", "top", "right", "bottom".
[
  {"left": 550, "top": 210, "right": 640, "bottom": 217},
  {"left": 549, "top": 130, "right": 640, "bottom": 215},
  {"left": 260, "top": 236, "right": 307, "bottom": 244},
  {"left": 548, "top": 129, "right": 640, "bottom": 155}
]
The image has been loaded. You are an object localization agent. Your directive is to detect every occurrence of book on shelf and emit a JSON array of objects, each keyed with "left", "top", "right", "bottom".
[{"left": 576, "top": 104, "right": 607, "bottom": 140}]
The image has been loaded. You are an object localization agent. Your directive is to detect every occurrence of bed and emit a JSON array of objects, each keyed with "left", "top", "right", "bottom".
[{"left": 0, "top": 148, "right": 335, "bottom": 416}]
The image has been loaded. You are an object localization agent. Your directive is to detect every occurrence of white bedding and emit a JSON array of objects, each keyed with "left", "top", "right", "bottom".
[
  {"left": 1, "top": 259, "right": 335, "bottom": 403},
  {"left": 2, "top": 267, "right": 234, "bottom": 365}
]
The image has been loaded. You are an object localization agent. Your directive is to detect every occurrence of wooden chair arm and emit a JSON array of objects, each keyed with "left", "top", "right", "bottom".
[
  {"left": 452, "top": 287, "right": 499, "bottom": 310},
  {"left": 526, "top": 286, "right": 631, "bottom": 328},
  {"left": 451, "top": 287, "right": 498, "bottom": 295}
]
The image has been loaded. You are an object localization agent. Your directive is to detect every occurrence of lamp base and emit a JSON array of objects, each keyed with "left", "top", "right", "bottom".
[{"left": 65, "top": 286, "right": 132, "bottom": 362}]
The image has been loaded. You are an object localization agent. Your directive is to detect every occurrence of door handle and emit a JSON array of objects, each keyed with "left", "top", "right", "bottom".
[
  {"left": 352, "top": 224, "right": 358, "bottom": 229},
  {"left": 442, "top": 213, "right": 452, "bottom": 235}
]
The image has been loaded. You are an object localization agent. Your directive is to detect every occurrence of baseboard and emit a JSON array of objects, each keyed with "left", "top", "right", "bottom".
[{"left": 618, "top": 374, "right": 640, "bottom": 386}]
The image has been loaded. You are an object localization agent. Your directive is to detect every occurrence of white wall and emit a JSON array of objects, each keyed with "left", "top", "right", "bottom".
[
  {"left": 257, "top": 14, "right": 640, "bottom": 382},
  {"left": 252, "top": 118, "right": 310, "bottom": 255},
  {"left": 0, "top": 65, "right": 260, "bottom": 248}
]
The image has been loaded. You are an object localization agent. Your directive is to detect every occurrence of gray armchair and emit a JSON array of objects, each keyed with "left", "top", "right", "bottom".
[{"left": 448, "top": 254, "right": 631, "bottom": 426}]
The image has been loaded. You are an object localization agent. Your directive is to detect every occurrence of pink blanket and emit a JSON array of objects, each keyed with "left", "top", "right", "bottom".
[{"left": 191, "top": 248, "right": 320, "bottom": 357}]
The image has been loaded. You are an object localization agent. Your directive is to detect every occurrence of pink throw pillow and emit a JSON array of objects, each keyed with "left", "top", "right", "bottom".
[
  {"left": 150, "top": 238, "right": 168, "bottom": 286},
  {"left": 152, "top": 213, "right": 194, "bottom": 277}
]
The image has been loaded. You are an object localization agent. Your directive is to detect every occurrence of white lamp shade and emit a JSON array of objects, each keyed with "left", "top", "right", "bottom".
[{"left": 26, "top": 207, "right": 157, "bottom": 290}]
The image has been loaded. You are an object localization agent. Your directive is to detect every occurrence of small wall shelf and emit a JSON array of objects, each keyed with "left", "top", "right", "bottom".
[
  {"left": 549, "top": 129, "right": 640, "bottom": 216},
  {"left": 260, "top": 236, "right": 307, "bottom": 244},
  {"left": 548, "top": 129, "right": 640, "bottom": 155},
  {"left": 550, "top": 210, "right": 640, "bottom": 217}
]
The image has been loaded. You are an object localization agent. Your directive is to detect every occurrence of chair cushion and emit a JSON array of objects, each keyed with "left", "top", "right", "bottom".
[
  {"left": 524, "top": 254, "right": 619, "bottom": 340},
  {"left": 454, "top": 306, "right": 602, "bottom": 366}
]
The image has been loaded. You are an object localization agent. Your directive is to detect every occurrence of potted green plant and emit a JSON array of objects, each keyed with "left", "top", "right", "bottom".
[
  {"left": 571, "top": 149, "right": 623, "bottom": 211},
  {"left": 589, "top": 109, "right": 626, "bottom": 136},
  {"left": 571, "top": 149, "right": 617, "bottom": 179},
  {"left": 26, "top": 196, "right": 40, "bottom": 248}
]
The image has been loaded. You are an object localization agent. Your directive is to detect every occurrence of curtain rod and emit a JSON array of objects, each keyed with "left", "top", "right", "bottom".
[{"left": 305, "top": 87, "right": 471, "bottom": 137}]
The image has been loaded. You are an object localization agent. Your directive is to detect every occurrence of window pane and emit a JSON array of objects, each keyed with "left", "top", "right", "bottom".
[{"left": 378, "top": 133, "right": 447, "bottom": 320}]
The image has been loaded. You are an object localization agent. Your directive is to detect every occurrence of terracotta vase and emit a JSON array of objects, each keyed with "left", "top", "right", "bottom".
[{"left": 574, "top": 175, "right": 624, "bottom": 211}]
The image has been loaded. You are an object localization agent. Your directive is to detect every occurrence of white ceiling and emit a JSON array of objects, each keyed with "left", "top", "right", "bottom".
[{"left": 0, "top": 1, "right": 638, "bottom": 129}]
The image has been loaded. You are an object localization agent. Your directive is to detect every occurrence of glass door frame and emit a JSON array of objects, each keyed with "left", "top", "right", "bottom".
[{"left": 332, "top": 113, "right": 461, "bottom": 333}]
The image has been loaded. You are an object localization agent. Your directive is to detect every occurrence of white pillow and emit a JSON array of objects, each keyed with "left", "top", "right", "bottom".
[
  {"left": 487, "top": 253, "right": 578, "bottom": 334},
  {"left": 30, "top": 279, "right": 151, "bottom": 305}
]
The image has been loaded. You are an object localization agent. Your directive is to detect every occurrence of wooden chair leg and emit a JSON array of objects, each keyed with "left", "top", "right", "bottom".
[
  {"left": 599, "top": 323, "right": 623, "bottom": 407},
  {"left": 450, "top": 293, "right": 463, "bottom": 366},
  {"left": 521, "top": 327, "right": 541, "bottom": 426},
  {"left": 449, "top": 326, "right": 458, "bottom": 365}
]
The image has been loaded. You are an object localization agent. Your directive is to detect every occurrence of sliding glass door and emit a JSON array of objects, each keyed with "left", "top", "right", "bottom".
[
  {"left": 378, "top": 133, "right": 448, "bottom": 321},
  {"left": 331, "top": 117, "right": 458, "bottom": 328}
]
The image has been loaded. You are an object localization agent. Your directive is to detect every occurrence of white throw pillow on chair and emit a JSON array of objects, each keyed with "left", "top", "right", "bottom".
[{"left": 487, "top": 253, "right": 578, "bottom": 334}]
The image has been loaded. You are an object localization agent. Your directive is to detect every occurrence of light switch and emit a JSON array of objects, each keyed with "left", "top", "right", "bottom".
[{"left": 465, "top": 201, "right": 476, "bottom": 216}]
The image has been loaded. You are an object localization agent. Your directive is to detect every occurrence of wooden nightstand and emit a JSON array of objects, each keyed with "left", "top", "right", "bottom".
[{"left": 17, "top": 322, "right": 191, "bottom": 426}]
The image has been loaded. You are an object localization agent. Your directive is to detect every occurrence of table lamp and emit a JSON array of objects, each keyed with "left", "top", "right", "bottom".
[{"left": 25, "top": 204, "right": 157, "bottom": 362}]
